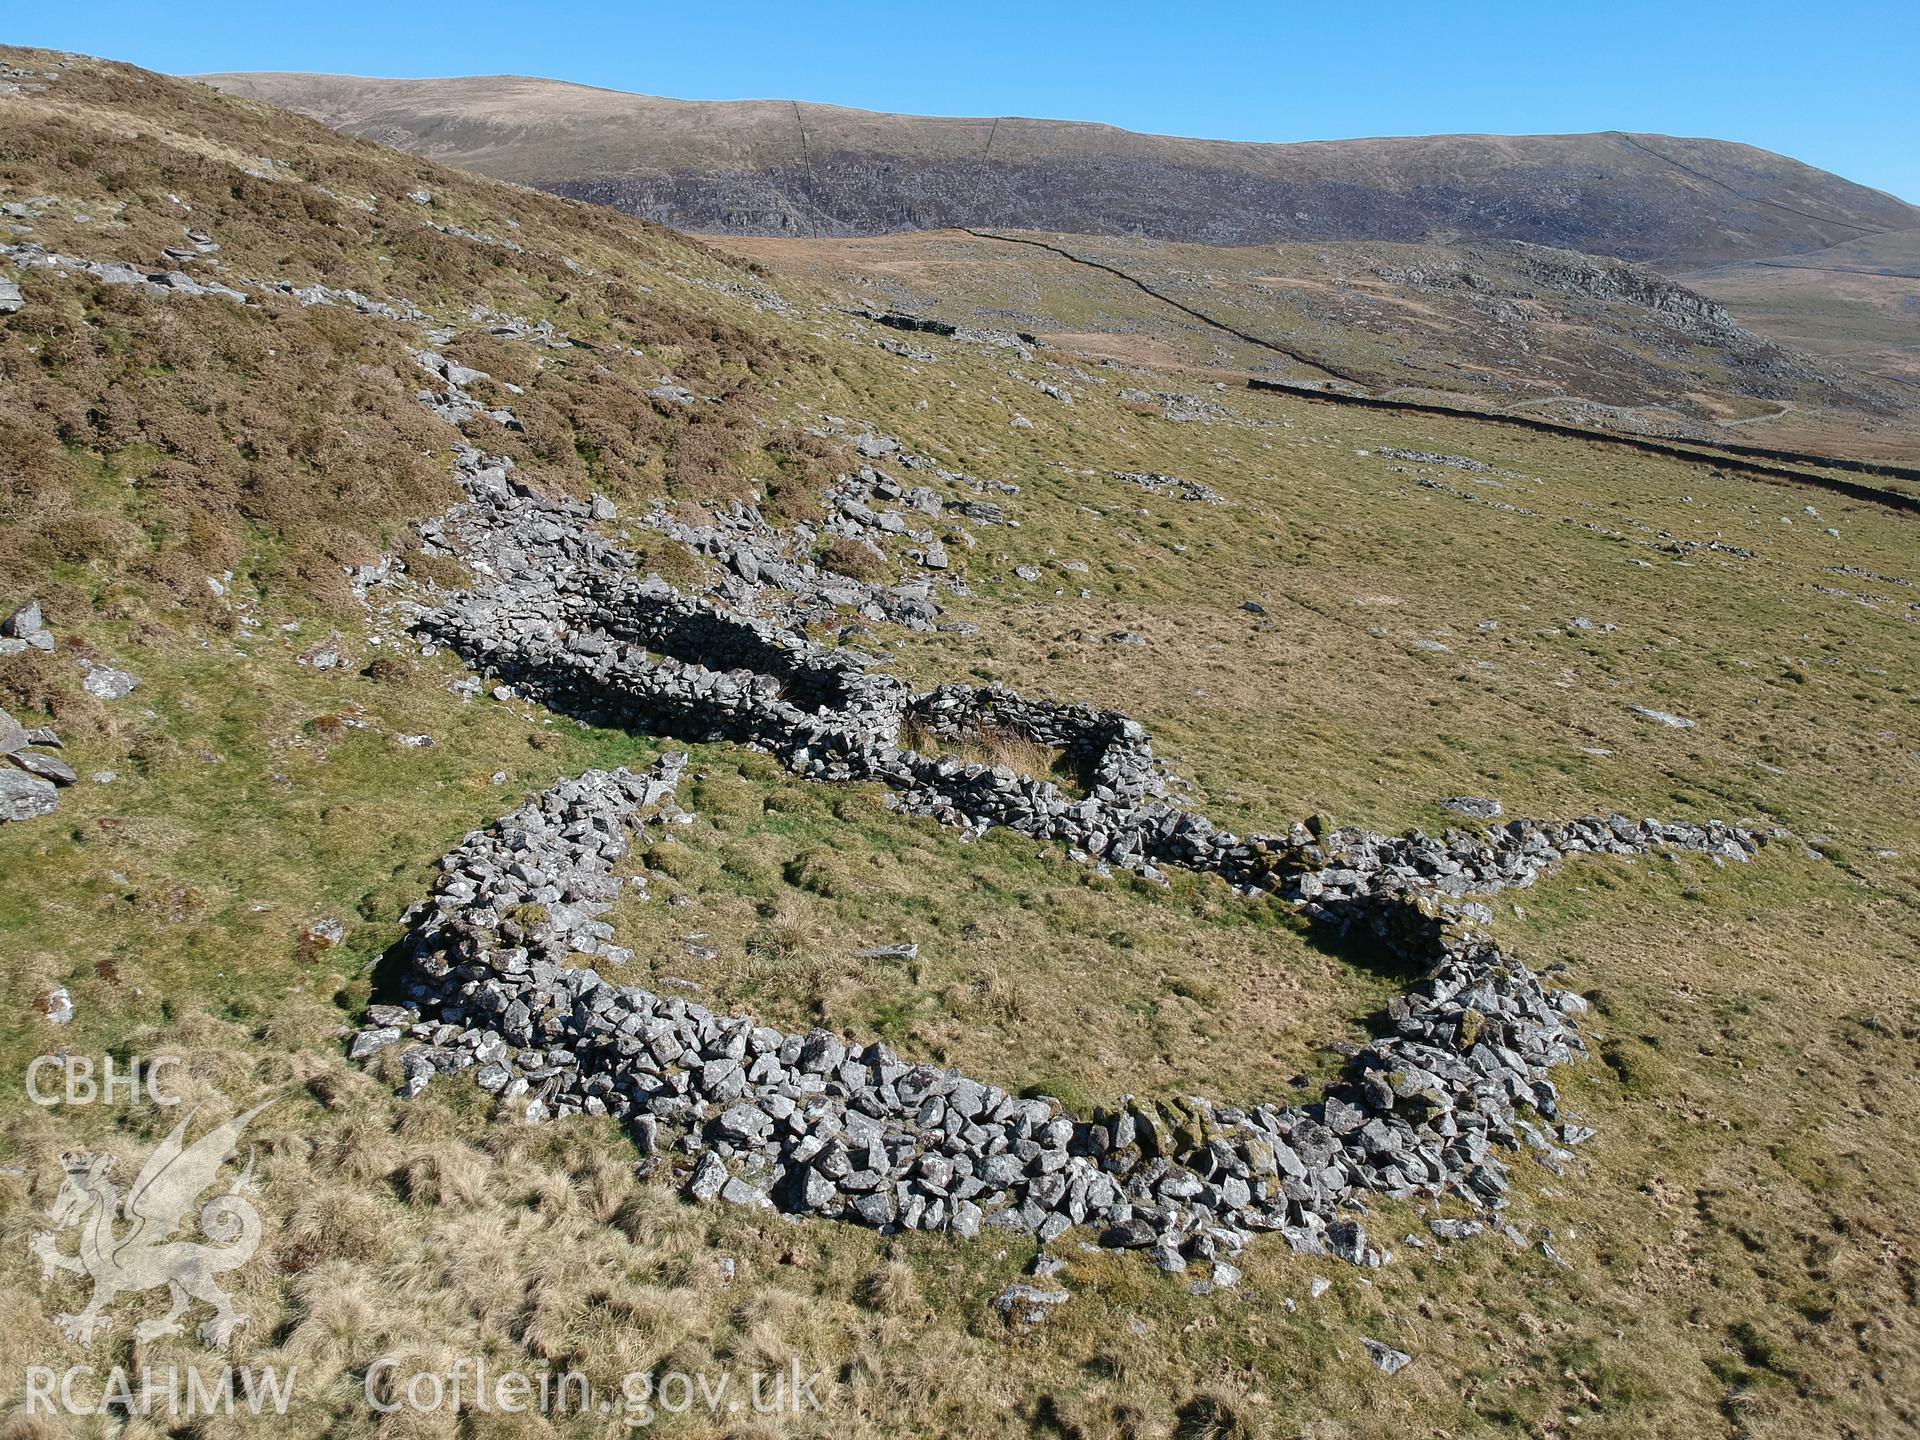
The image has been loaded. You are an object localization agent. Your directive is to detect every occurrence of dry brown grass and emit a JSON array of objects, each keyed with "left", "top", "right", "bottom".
[
  {"left": 897, "top": 716, "right": 1072, "bottom": 787},
  {"left": 816, "top": 535, "right": 889, "bottom": 583},
  {"left": 0, "top": 50, "right": 815, "bottom": 625}
]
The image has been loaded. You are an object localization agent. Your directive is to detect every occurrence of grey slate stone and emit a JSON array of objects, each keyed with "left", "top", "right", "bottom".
[
  {"left": 78, "top": 662, "right": 139, "bottom": 701},
  {"left": 2, "top": 599, "right": 43, "bottom": 637},
  {"left": 1362, "top": 1339, "right": 1413, "bottom": 1376},
  {"left": 11, "top": 751, "right": 76, "bottom": 786},
  {"left": 0, "top": 768, "right": 57, "bottom": 822},
  {"left": 686, "top": 1152, "right": 728, "bottom": 1202}
]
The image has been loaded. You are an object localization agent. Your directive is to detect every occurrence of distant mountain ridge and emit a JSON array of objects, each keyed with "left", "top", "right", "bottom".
[{"left": 198, "top": 72, "right": 1920, "bottom": 268}]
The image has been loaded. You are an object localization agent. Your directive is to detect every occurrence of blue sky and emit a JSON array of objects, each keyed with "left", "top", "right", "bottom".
[{"left": 13, "top": 0, "right": 1919, "bottom": 201}]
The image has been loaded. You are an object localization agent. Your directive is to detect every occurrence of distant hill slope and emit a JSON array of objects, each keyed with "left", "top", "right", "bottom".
[
  {"left": 1684, "top": 229, "right": 1920, "bottom": 388},
  {"left": 720, "top": 227, "right": 1920, "bottom": 457},
  {"left": 198, "top": 72, "right": 1920, "bottom": 267}
]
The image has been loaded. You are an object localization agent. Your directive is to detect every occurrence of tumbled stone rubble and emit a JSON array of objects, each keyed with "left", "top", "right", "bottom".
[
  {"left": 1, "top": 600, "right": 105, "bottom": 823},
  {"left": 363, "top": 449, "right": 1771, "bottom": 1273},
  {"left": 1119, "top": 388, "right": 1229, "bottom": 423},
  {"left": 861, "top": 309, "right": 1038, "bottom": 356},
  {"left": 1378, "top": 447, "right": 1503, "bottom": 475},
  {"left": 624, "top": 468, "right": 957, "bottom": 631},
  {"left": 3, "top": 240, "right": 248, "bottom": 302},
  {"left": 427, "top": 220, "right": 523, "bottom": 253},
  {"left": 274, "top": 280, "right": 425, "bottom": 321},
  {"left": 347, "top": 367, "right": 1779, "bottom": 1280},
  {"left": 1114, "top": 470, "right": 1228, "bottom": 505},
  {"left": 411, "top": 348, "right": 523, "bottom": 431},
  {"left": 366, "top": 740, "right": 1761, "bottom": 1276}
]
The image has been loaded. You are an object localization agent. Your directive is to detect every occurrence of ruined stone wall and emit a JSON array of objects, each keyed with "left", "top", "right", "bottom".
[
  {"left": 361, "top": 450, "right": 1768, "bottom": 1281},
  {"left": 362, "top": 751, "right": 1760, "bottom": 1280}
]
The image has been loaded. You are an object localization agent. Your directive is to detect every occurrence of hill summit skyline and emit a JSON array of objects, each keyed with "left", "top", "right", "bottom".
[{"left": 202, "top": 71, "right": 1920, "bottom": 268}]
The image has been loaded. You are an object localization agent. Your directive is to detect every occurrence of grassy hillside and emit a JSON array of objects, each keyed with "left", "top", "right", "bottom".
[
  {"left": 1686, "top": 229, "right": 1920, "bottom": 391},
  {"left": 717, "top": 227, "right": 1920, "bottom": 460},
  {"left": 197, "top": 72, "right": 1920, "bottom": 267},
  {"left": 3, "top": 48, "right": 1919, "bottom": 1440}
]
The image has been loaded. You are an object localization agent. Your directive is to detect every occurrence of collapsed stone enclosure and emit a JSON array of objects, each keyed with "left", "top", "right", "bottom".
[{"left": 357, "top": 432, "right": 1771, "bottom": 1284}]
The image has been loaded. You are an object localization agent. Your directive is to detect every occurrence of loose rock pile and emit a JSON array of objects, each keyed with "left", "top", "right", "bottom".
[
  {"left": 412, "top": 348, "right": 522, "bottom": 431},
  {"left": 275, "top": 280, "right": 425, "bottom": 322},
  {"left": 626, "top": 466, "right": 956, "bottom": 631},
  {"left": 0, "top": 598, "right": 53, "bottom": 657},
  {"left": 0, "top": 706, "right": 70, "bottom": 822},
  {"left": 3, "top": 241, "right": 248, "bottom": 303},
  {"left": 1114, "top": 470, "right": 1228, "bottom": 505},
  {"left": 862, "top": 310, "right": 1038, "bottom": 355},
  {"left": 0, "top": 600, "right": 109, "bottom": 824},
  {"left": 1377, "top": 448, "right": 1499, "bottom": 474}
]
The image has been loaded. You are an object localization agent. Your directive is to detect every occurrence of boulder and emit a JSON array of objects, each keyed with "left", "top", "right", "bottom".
[
  {"left": 1629, "top": 704, "right": 1695, "bottom": 729},
  {"left": 78, "top": 662, "right": 140, "bottom": 701},
  {"left": 11, "top": 751, "right": 76, "bottom": 786},
  {"left": 0, "top": 768, "right": 57, "bottom": 822},
  {"left": 1101, "top": 1217, "right": 1156, "bottom": 1249},
  {"left": 992, "top": 1283, "right": 1069, "bottom": 1326},
  {"left": 349, "top": 1028, "right": 402, "bottom": 1060},
  {"left": 305, "top": 916, "right": 348, "bottom": 949},
  {"left": 1362, "top": 1339, "right": 1413, "bottom": 1376},
  {"left": 686, "top": 1152, "right": 728, "bottom": 1202},
  {"left": 2, "top": 599, "right": 44, "bottom": 637}
]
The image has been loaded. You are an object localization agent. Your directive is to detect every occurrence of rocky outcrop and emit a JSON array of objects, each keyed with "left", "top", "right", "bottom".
[
  {"left": 1499, "top": 242, "right": 1741, "bottom": 336},
  {"left": 0, "top": 602, "right": 92, "bottom": 823}
]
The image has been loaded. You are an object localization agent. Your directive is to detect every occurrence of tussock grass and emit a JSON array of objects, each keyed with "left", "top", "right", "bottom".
[{"left": 897, "top": 715, "right": 1075, "bottom": 790}]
